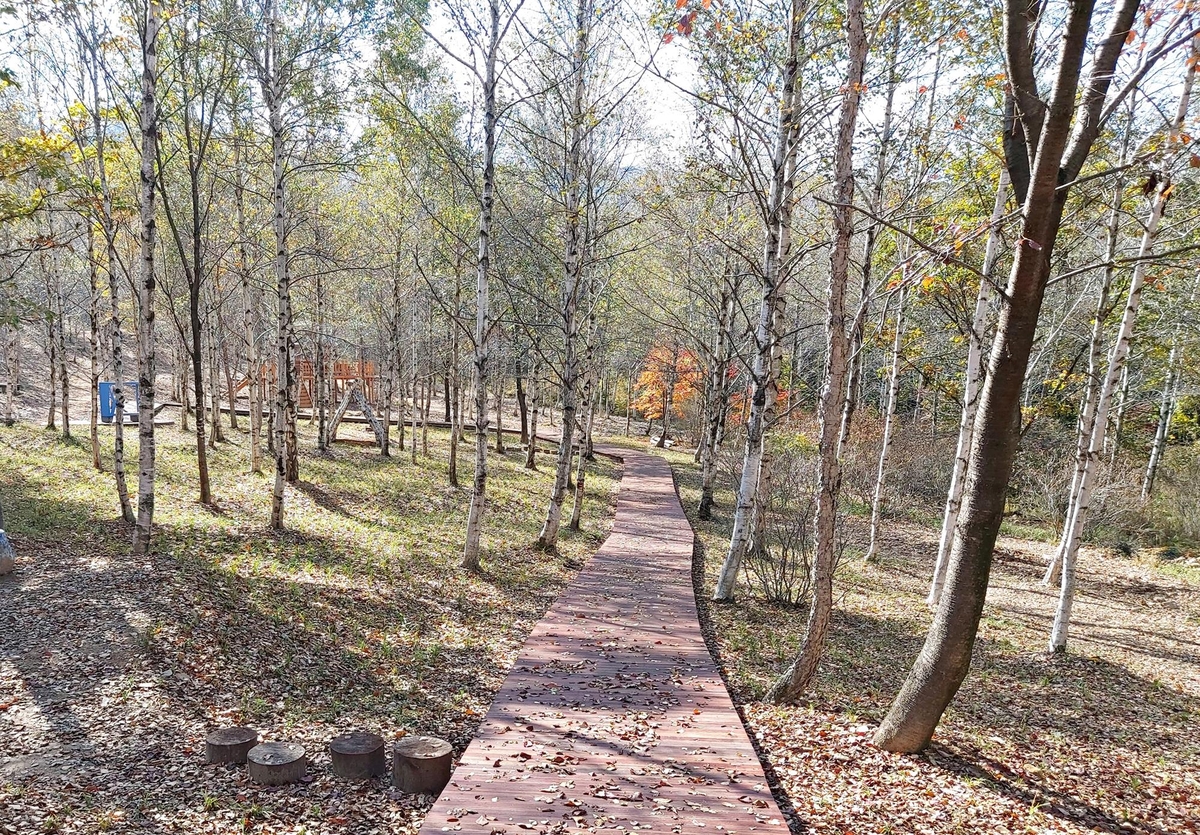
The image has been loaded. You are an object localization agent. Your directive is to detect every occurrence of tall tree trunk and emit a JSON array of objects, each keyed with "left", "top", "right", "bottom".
[
  {"left": 839, "top": 18, "right": 899, "bottom": 456},
  {"left": 866, "top": 290, "right": 905, "bottom": 562},
  {"left": 317, "top": 268, "right": 330, "bottom": 451},
  {"left": 928, "top": 169, "right": 1009, "bottom": 606},
  {"left": 525, "top": 354, "right": 539, "bottom": 470},
  {"left": 494, "top": 357, "right": 505, "bottom": 453},
  {"left": 1043, "top": 170, "right": 1126, "bottom": 587},
  {"left": 1050, "top": 168, "right": 1184, "bottom": 652},
  {"left": 180, "top": 344, "right": 190, "bottom": 431},
  {"left": 235, "top": 131, "right": 263, "bottom": 474},
  {"left": 97, "top": 19, "right": 133, "bottom": 524},
  {"left": 570, "top": 308, "right": 598, "bottom": 531},
  {"left": 698, "top": 243, "right": 738, "bottom": 520},
  {"left": 411, "top": 294, "right": 420, "bottom": 465},
  {"left": 55, "top": 260, "right": 69, "bottom": 438},
  {"left": 222, "top": 335, "right": 238, "bottom": 430},
  {"left": 516, "top": 366, "right": 529, "bottom": 445},
  {"left": 422, "top": 316, "right": 431, "bottom": 456},
  {"left": 207, "top": 298, "right": 224, "bottom": 446},
  {"left": 1, "top": 317, "right": 15, "bottom": 426},
  {"left": 1143, "top": 275, "right": 1196, "bottom": 499},
  {"left": 462, "top": 0, "right": 501, "bottom": 570},
  {"left": 132, "top": 0, "right": 161, "bottom": 557},
  {"left": 712, "top": 0, "right": 805, "bottom": 602},
  {"left": 41, "top": 231, "right": 57, "bottom": 431},
  {"left": 190, "top": 291, "right": 211, "bottom": 500},
  {"left": 568, "top": 426, "right": 587, "bottom": 531},
  {"left": 449, "top": 267, "right": 462, "bottom": 485},
  {"left": 264, "top": 1, "right": 295, "bottom": 528},
  {"left": 874, "top": 0, "right": 1139, "bottom": 752},
  {"left": 87, "top": 222, "right": 102, "bottom": 469},
  {"left": 536, "top": 0, "right": 590, "bottom": 553},
  {"left": 765, "top": 0, "right": 864, "bottom": 702},
  {"left": 1047, "top": 37, "right": 1196, "bottom": 635}
]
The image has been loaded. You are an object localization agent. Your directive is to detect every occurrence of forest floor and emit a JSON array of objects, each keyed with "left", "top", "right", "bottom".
[
  {"left": 0, "top": 419, "right": 621, "bottom": 834},
  {"left": 663, "top": 447, "right": 1200, "bottom": 835}
]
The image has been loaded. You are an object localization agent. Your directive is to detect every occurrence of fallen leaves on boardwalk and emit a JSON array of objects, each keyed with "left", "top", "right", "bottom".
[
  {"left": 0, "top": 423, "right": 619, "bottom": 834},
  {"left": 672, "top": 449, "right": 1200, "bottom": 835}
]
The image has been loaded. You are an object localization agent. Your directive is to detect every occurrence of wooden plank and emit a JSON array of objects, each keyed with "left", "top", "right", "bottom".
[{"left": 419, "top": 447, "right": 786, "bottom": 835}]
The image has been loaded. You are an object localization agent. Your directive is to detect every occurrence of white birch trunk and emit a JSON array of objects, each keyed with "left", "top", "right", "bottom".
[
  {"left": 87, "top": 221, "right": 102, "bottom": 470},
  {"left": 2, "top": 319, "right": 16, "bottom": 426},
  {"left": 132, "top": 0, "right": 161, "bottom": 557},
  {"left": 1143, "top": 345, "right": 1178, "bottom": 501},
  {"left": 928, "top": 169, "right": 1009, "bottom": 605},
  {"left": 867, "top": 290, "right": 905, "bottom": 562},
  {"left": 839, "top": 19, "right": 899, "bottom": 457},
  {"left": 462, "top": 0, "right": 501, "bottom": 570},
  {"left": 536, "top": 0, "right": 590, "bottom": 553},
  {"left": 1042, "top": 175, "right": 1125, "bottom": 586},
  {"left": 263, "top": 1, "right": 295, "bottom": 529},
  {"left": 1048, "top": 61, "right": 1193, "bottom": 651},
  {"left": 235, "top": 135, "right": 263, "bottom": 474},
  {"left": 1143, "top": 274, "right": 1196, "bottom": 499},
  {"left": 207, "top": 297, "right": 224, "bottom": 447},
  {"left": 712, "top": 0, "right": 804, "bottom": 602},
  {"left": 697, "top": 266, "right": 737, "bottom": 519}
]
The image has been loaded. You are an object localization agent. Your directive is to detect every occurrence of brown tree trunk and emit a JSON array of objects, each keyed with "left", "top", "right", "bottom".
[
  {"left": 765, "top": 0, "right": 865, "bottom": 702},
  {"left": 874, "top": 0, "right": 1140, "bottom": 752}
]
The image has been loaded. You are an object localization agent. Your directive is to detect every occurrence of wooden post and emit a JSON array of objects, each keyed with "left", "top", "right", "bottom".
[
  {"left": 392, "top": 736, "right": 452, "bottom": 796},
  {"left": 329, "top": 731, "right": 386, "bottom": 780},
  {"left": 247, "top": 742, "right": 307, "bottom": 785},
  {"left": 204, "top": 727, "right": 258, "bottom": 764}
]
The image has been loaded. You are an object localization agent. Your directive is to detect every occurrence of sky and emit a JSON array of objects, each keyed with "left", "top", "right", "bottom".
[{"left": 425, "top": 0, "right": 699, "bottom": 161}]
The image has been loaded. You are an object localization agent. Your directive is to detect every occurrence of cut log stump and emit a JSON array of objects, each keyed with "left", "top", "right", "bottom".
[
  {"left": 392, "top": 736, "right": 452, "bottom": 796},
  {"left": 247, "top": 742, "right": 307, "bottom": 785},
  {"left": 0, "top": 530, "right": 14, "bottom": 576},
  {"left": 204, "top": 727, "right": 258, "bottom": 765},
  {"left": 329, "top": 731, "right": 385, "bottom": 780}
]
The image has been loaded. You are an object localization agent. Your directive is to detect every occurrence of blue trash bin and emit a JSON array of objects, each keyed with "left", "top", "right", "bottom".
[{"left": 99, "top": 381, "right": 139, "bottom": 422}]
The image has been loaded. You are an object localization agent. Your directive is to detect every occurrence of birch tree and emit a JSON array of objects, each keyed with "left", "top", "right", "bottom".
[
  {"left": 1048, "top": 35, "right": 1200, "bottom": 653},
  {"left": 233, "top": 0, "right": 361, "bottom": 528},
  {"left": 875, "top": 0, "right": 1192, "bottom": 752},
  {"left": 866, "top": 288, "right": 905, "bottom": 563},
  {"left": 158, "top": 0, "right": 236, "bottom": 506},
  {"left": 927, "top": 168, "right": 1008, "bottom": 606},
  {"left": 532, "top": 0, "right": 593, "bottom": 552},
  {"left": 763, "top": 0, "right": 865, "bottom": 702},
  {"left": 132, "top": 0, "right": 162, "bottom": 557},
  {"left": 711, "top": 0, "right": 806, "bottom": 601}
]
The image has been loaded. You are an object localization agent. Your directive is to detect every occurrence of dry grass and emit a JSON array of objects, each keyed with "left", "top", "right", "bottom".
[
  {"left": 0, "top": 419, "right": 619, "bottom": 834},
  {"left": 661, "top": 445, "right": 1200, "bottom": 835}
]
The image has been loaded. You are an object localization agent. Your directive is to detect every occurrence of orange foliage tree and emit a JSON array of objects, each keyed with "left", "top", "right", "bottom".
[{"left": 634, "top": 344, "right": 702, "bottom": 445}]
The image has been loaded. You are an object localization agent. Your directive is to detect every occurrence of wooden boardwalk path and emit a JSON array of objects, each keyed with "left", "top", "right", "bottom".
[{"left": 420, "top": 447, "right": 786, "bottom": 834}]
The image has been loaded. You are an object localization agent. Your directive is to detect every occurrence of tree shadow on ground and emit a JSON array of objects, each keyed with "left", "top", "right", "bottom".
[
  {"left": 0, "top": 429, "right": 621, "bottom": 833},
  {"left": 672, "top": 452, "right": 1200, "bottom": 835}
]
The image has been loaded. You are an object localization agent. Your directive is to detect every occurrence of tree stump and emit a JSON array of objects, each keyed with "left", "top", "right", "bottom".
[
  {"left": 247, "top": 742, "right": 307, "bottom": 785},
  {"left": 329, "top": 731, "right": 386, "bottom": 780},
  {"left": 392, "top": 736, "right": 452, "bottom": 796},
  {"left": 204, "top": 727, "right": 258, "bottom": 765},
  {"left": 0, "top": 530, "right": 14, "bottom": 576}
]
